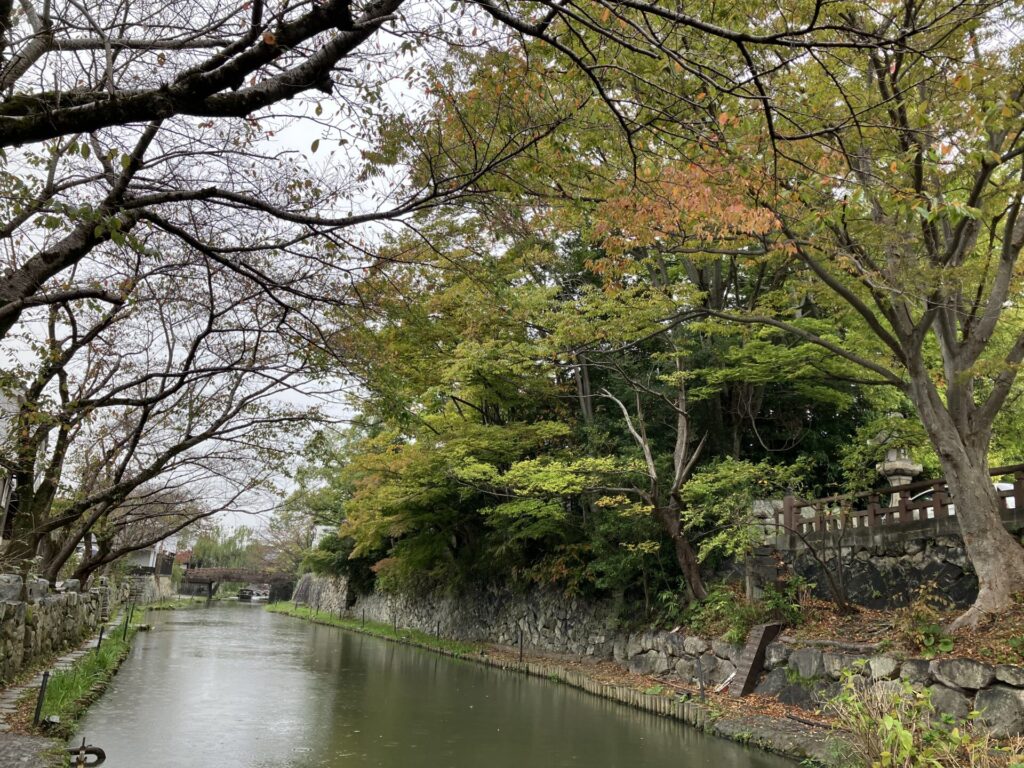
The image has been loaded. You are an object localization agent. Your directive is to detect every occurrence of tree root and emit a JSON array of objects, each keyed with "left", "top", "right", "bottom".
[{"left": 948, "top": 590, "right": 1005, "bottom": 632}]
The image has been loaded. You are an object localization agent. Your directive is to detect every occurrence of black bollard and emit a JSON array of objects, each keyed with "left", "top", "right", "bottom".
[
  {"left": 518, "top": 630, "right": 524, "bottom": 663},
  {"left": 96, "top": 626, "right": 105, "bottom": 651},
  {"left": 32, "top": 671, "right": 50, "bottom": 727}
]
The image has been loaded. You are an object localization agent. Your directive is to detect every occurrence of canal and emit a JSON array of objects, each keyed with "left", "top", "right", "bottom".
[{"left": 75, "top": 604, "right": 794, "bottom": 768}]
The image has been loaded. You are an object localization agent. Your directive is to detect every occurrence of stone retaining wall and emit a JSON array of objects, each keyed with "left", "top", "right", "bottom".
[
  {"left": 783, "top": 535, "right": 982, "bottom": 608},
  {"left": 294, "top": 573, "right": 619, "bottom": 657},
  {"left": 616, "top": 629, "right": 1024, "bottom": 738},
  {"left": 753, "top": 500, "right": 1024, "bottom": 609},
  {"left": 293, "top": 574, "right": 1024, "bottom": 736},
  {"left": 0, "top": 575, "right": 104, "bottom": 684}
]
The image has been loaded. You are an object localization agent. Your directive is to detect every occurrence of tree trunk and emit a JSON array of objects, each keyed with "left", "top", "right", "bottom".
[
  {"left": 939, "top": 450, "right": 1024, "bottom": 628},
  {"left": 908, "top": 372, "right": 1024, "bottom": 627},
  {"left": 655, "top": 506, "right": 707, "bottom": 601}
]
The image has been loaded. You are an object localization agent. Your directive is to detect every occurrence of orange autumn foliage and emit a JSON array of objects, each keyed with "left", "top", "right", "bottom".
[{"left": 592, "top": 163, "right": 780, "bottom": 259}]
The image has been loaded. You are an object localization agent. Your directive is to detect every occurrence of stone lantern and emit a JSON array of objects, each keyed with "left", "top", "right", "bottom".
[{"left": 875, "top": 413, "right": 922, "bottom": 506}]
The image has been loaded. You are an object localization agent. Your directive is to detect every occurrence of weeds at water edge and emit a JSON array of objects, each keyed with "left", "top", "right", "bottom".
[
  {"left": 265, "top": 602, "right": 480, "bottom": 656},
  {"left": 17, "top": 620, "right": 141, "bottom": 738}
]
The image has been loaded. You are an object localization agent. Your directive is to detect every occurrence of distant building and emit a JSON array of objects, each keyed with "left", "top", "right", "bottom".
[{"left": 124, "top": 536, "right": 177, "bottom": 576}]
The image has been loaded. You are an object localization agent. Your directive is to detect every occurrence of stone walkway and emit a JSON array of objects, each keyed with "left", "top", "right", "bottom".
[
  {"left": 0, "top": 616, "right": 122, "bottom": 767},
  {"left": 0, "top": 732, "right": 66, "bottom": 768}
]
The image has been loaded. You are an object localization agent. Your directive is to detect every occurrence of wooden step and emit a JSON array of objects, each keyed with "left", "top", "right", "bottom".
[{"left": 729, "top": 622, "right": 783, "bottom": 698}]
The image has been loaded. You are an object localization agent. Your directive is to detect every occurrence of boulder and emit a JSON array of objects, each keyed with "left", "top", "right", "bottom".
[
  {"left": 25, "top": 578, "right": 48, "bottom": 602},
  {"left": 900, "top": 660, "right": 932, "bottom": 684},
  {"left": 928, "top": 684, "right": 972, "bottom": 721},
  {"left": 0, "top": 574, "right": 22, "bottom": 602},
  {"left": 627, "top": 650, "right": 671, "bottom": 676},
  {"left": 823, "top": 652, "right": 862, "bottom": 680},
  {"left": 674, "top": 658, "right": 696, "bottom": 682},
  {"left": 709, "top": 659, "right": 737, "bottom": 686},
  {"left": 789, "top": 647, "right": 825, "bottom": 679},
  {"left": 776, "top": 679, "right": 841, "bottom": 712},
  {"left": 976, "top": 685, "right": 1024, "bottom": 738},
  {"left": 755, "top": 667, "right": 790, "bottom": 697},
  {"left": 660, "top": 632, "right": 687, "bottom": 658},
  {"left": 625, "top": 633, "right": 644, "bottom": 659},
  {"left": 764, "top": 642, "right": 790, "bottom": 670},
  {"left": 682, "top": 635, "right": 709, "bottom": 656},
  {"left": 930, "top": 659, "right": 994, "bottom": 691},
  {"left": 712, "top": 639, "right": 741, "bottom": 662},
  {"left": 995, "top": 665, "right": 1024, "bottom": 689},
  {"left": 776, "top": 683, "right": 820, "bottom": 710},
  {"left": 870, "top": 656, "right": 901, "bottom": 681},
  {"left": 612, "top": 636, "right": 627, "bottom": 662},
  {"left": 696, "top": 652, "right": 719, "bottom": 684}
]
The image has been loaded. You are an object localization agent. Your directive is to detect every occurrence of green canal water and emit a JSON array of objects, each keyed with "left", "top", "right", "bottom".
[{"left": 73, "top": 604, "right": 794, "bottom": 768}]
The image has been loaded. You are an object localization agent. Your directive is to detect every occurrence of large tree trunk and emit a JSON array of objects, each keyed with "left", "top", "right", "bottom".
[
  {"left": 938, "top": 450, "right": 1024, "bottom": 628},
  {"left": 909, "top": 372, "right": 1024, "bottom": 628}
]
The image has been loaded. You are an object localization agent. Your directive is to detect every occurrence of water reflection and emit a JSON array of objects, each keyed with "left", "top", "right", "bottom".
[{"left": 74, "top": 605, "right": 793, "bottom": 768}]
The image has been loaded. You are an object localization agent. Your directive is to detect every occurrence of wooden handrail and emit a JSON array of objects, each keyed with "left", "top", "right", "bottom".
[{"left": 787, "top": 462, "right": 1024, "bottom": 508}]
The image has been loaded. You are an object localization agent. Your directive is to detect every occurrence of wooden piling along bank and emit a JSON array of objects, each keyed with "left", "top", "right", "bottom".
[{"left": 292, "top": 610, "right": 720, "bottom": 731}]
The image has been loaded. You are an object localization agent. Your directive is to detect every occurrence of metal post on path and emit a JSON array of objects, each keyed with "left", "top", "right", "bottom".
[
  {"left": 32, "top": 671, "right": 50, "bottom": 727},
  {"left": 96, "top": 626, "right": 104, "bottom": 651}
]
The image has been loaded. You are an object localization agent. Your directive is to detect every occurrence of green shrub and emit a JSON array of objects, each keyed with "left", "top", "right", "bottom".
[
  {"left": 1008, "top": 636, "right": 1024, "bottom": 661},
  {"left": 892, "top": 583, "right": 955, "bottom": 658},
  {"left": 685, "top": 577, "right": 809, "bottom": 644},
  {"left": 826, "top": 670, "right": 1024, "bottom": 768}
]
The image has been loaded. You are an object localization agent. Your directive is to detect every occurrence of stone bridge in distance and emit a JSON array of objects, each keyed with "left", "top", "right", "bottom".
[{"left": 181, "top": 568, "right": 295, "bottom": 600}]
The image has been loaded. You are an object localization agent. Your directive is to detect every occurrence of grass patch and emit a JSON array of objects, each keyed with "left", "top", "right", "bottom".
[
  {"left": 145, "top": 597, "right": 204, "bottom": 611},
  {"left": 23, "top": 620, "right": 140, "bottom": 738},
  {"left": 266, "top": 602, "right": 480, "bottom": 656}
]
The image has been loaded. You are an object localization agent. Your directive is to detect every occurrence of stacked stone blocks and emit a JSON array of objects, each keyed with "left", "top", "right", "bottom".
[
  {"left": 0, "top": 574, "right": 101, "bottom": 684},
  {"left": 296, "top": 572, "right": 1024, "bottom": 736}
]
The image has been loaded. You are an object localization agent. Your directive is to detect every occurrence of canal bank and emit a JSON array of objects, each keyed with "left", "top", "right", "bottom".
[
  {"left": 74, "top": 602, "right": 802, "bottom": 768},
  {"left": 267, "top": 602, "right": 838, "bottom": 765},
  {"left": 0, "top": 610, "right": 140, "bottom": 767}
]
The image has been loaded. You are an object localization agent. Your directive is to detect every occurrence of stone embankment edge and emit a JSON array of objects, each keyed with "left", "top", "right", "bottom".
[
  {"left": 42, "top": 626, "right": 139, "bottom": 740},
  {"left": 0, "top": 611, "right": 140, "bottom": 743},
  {"left": 270, "top": 606, "right": 838, "bottom": 765},
  {"left": 0, "top": 614, "right": 139, "bottom": 768}
]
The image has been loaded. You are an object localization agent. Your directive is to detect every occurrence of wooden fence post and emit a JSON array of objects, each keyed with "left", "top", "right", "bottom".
[
  {"left": 933, "top": 482, "right": 949, "bottom": 518},
  {"left": 897, "top": 489, "right": 910, "bottom": 521},
  {"left": 867, "top": 494, "right": 879, "bottom": 527}
]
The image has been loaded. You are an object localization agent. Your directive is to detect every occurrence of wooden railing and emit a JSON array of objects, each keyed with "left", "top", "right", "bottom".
[
  {"left": 778, "top": 463, "right": 1024, "bottom": 538},
  {"left": 181, "top": 567, "right": 294, "bottom": 584}
]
